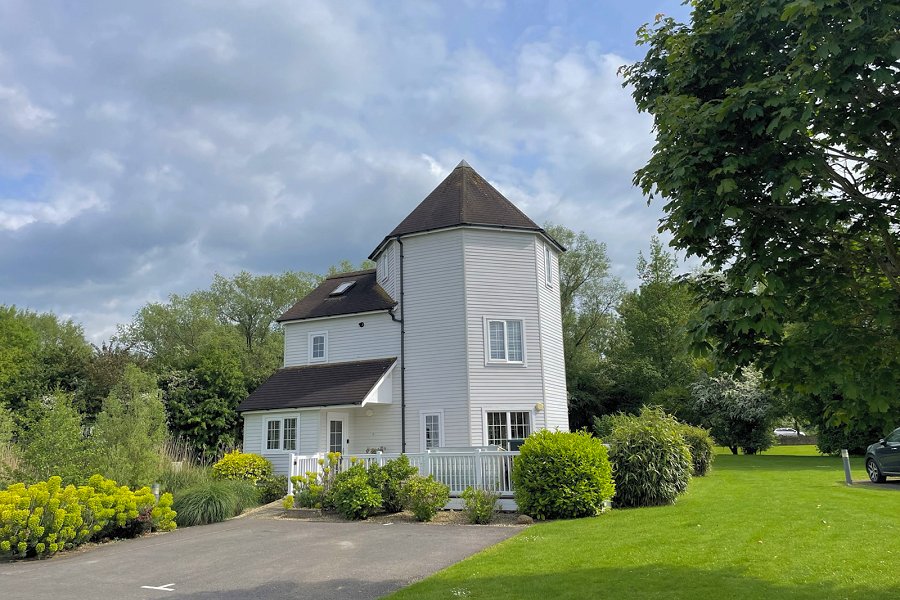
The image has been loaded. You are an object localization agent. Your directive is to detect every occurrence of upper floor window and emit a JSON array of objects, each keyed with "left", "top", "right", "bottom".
[
  {"left": 486, "top": 319, "right": 524, "bottom": 363},
  {"left": 309, "top": 332, "right": 327, "bottom": 363},
  {"left": 544, "top": 245, "right": 553, "bottom": 287}
]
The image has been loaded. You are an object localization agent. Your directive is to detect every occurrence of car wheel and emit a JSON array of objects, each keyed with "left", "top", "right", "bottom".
[{"left": 866, "top": 458, "right": 886, "bottom": 483}]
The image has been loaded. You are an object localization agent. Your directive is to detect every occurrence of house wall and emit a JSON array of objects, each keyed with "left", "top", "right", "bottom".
[
  {"left": 462, "top": 229, "right": 548, "bottom": 444},
  {"left": 536, "top": 240, "right": 570, "bottom": 432},
  {"left": 401, "top": 229, "right": 469, "bottom": 452},
  {"left": 242, "top": 408, "right": 322, "bottom": 475},
  {"left": 283, "top": 312, "right": 399, "bottom": 367}
]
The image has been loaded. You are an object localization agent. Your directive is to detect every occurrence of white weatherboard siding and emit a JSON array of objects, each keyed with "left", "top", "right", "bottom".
[
  {"left": 375, "top": 240, "right": 400, "bottom": 304},
  {"left": 402, "top": 230, "right": 469, "bottom": 452},
  {"left": 536, "top": 241, "right": 570, "bottom": 432},
  {"left": 241, "top": 409, "right": 321, "bottom": 476},
  {"left": 283, "top": 312, "right": 399, "bottom": 367},
  {"left": 464, "top": 229, "right": 546, "bottom": 445}
]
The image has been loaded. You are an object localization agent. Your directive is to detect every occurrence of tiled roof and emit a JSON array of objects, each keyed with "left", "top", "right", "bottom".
[
  {"left": 277, "top": 269, "right": 396, "bottom": 323},
  {"left": 370, "top": 160, "right": 564, "bottom": 258},
  {"left": 237, "top": 358, "right": 397, "bottom": 412}
]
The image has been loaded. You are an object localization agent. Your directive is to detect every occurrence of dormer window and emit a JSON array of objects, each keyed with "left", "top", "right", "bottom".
[{"left": 330, "top": 281, "right": 356, "bottom": 296}]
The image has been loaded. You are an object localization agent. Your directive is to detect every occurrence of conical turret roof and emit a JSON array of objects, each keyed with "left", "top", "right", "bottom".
[{"left": 370, "top": 161, "right": 563, "bottom": 258}]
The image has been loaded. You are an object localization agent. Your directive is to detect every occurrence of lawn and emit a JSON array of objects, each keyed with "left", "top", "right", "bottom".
[{"left": 390, "top": 446, "right": 900, "bottom": 599}]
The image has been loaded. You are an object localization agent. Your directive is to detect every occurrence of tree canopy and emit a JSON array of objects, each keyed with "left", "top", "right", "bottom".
[{"left": 622, "top": 0, "right": 900, "bottom": 429}]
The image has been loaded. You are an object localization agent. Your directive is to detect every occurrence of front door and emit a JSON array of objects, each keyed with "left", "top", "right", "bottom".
[{"left": 326, "top": 412, "right": 349, "bottom": 456}]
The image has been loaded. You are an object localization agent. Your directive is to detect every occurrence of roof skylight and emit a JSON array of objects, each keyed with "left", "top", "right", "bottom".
[{"left": 329, "top": 281, "right": 356, "bottom": 296}]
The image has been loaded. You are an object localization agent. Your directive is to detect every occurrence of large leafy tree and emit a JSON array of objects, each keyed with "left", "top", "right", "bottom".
[
  {"left": 544, "top": 224, "right": 625, "bottom": 428},
  {"left": 622, "top": 0, "right": 900, "bottom": 428}
]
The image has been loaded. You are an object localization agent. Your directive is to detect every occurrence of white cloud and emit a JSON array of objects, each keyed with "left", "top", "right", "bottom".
[{"left": 0, "top": 84, "right": 56, "bottom": 132}]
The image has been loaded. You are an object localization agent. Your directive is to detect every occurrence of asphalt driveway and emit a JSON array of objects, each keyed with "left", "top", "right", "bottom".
[{"left": 0, "top": 512, "right": 519, "bottom": 599}]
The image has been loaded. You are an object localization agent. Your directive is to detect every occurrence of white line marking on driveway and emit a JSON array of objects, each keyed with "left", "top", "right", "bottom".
[{"left": 141, "top": 583, "right": 175, "bottom": 591}]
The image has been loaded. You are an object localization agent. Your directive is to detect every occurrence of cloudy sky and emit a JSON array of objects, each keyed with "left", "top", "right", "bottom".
[{"left": 0, "top": 0, "right": 692, "bottom": 342}]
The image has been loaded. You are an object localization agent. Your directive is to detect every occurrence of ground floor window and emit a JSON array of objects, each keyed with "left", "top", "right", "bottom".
[
  {"left": 486, "top": 411, "right": 532, "bottom": 450},
  {"left": 266, "top": 417, "right": 298, "bottom": 451}
]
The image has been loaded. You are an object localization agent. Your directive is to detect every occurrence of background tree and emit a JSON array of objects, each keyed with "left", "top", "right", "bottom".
[
  {"left": 544, "top": 224, "right": 625, "bottom": 429},
  {"left": 18, "top": 392, "right": 88, "bottom": 484},
  {"left": 599, "top": 239, "right": 703, "bottom": 421},
  {"left": 691, "top": 368, "right": 777, "bottom": 455},
  {"left": 89, "top": 364, "right": 167, "bottom": 487},
  {"left": 622, "top": 0, "right": 900, "bottom": 435}
]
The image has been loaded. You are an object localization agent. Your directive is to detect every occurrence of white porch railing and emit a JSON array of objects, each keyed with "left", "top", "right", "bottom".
[{"left": 288, "top": 449, "right": 520, "bottom": 509}]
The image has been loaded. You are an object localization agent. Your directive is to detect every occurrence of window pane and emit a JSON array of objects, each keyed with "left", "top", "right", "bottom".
[
  {"left": 425, "top": 414, "right": 440, "bottom": 449},
  {"left": 545, "top": 247, "right": 552, "bottom": 286},
  {"left": 506, "top": 321, "right": 523, "bottom": 362},
  {"left": 266, "top": 420, "right": 280, "bottom": 450},
  {"left": 329, "top": 420, "right": 343, "bottom": 454},
  {"left": 489, "top": 321, "right": 506, "bottom": 360},
  {"left": 510, "top": 411, "right": 531, "bottom": 440},
  {"left": 283, "top": 418, "right": 297, "bottom": 451},
  {"left": 312, "top": 335, "right": 325, "bottom": 359},
  {"left": 487, "top": 412, "right": 507, "bottom": 448}
]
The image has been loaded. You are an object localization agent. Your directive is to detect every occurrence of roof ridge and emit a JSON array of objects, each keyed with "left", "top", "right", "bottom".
[{"left": 324, "top": 268, "right": 376, "bottom": 280}]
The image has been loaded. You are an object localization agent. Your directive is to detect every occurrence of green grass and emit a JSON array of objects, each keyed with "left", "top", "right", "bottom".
[{"left": 390, "top": 446, "right": 900, "bottom": 599}]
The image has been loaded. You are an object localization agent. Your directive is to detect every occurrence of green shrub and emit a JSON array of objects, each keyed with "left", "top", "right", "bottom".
[
  {"left": 282, "top": 495, "right": 294, "bottom": 510},
  {"left": 512, "top": 430, "right": 615, "bottom": 520},
  {"left": 329, "top": 461, "right": 382, "bottom": 520},
  {"left": 257, "top": 474, "right": 288, "bottom": 504},
  {"left": 18, "top": 392, "right": 89, "bottom": 485},
  {"left": 461, "top": 486, "right": 500, "bottom": 524},
  {"left": 401, "top": 475, "right": 449, "bottom": 522},
  {"left": 211, "top": 451, "right": 273, "bottom": 484},
  {"left": 680, "top": 424, "right": 715, "bottom": 476},
  {"left": 0, "top": 474, "right": 176, "bottom": 558},
  {"left": 172, "top": 480, "right": 259, "bottom": 527},
  {"left": 291, "top": 452, "right": 341, "bottom": 509},
  {"left": 606, "top": 407, "right": 692, "bottom": 508},
  {"left": 377, "top": 455, "right": 418, "bottom": 513}
]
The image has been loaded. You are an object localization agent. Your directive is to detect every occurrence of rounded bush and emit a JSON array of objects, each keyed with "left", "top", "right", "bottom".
[
  {"left": 329, "top": 463, "right": 382, "bottom": 520},
  {"left": 211, "top": 451, "right": 273, "bottom": 484},
  {"left": 257, "top": 475, "right": 288, "bottom": 504},
  {"left": 461, "top": 487, "right": 500, "bottom": 524},
  {"left": 606, "top": 407, "right": 692, "bottom": 508},
  {"left": 679, "top": 424, "right": 715, "bottom": 476},
  {"left": 511, "top": 430, "right": 615, "bottom": 520},
  {"left": 401, "top": 475, "right": 449, "bottom": 522}
]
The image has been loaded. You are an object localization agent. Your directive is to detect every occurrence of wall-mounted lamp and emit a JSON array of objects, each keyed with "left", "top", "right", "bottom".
[
  {"left": 365, "top": 408, "right": 374, "bottom": 417},
  {"left": 534, "top": 402, "right": 544, "bottom": 412}
]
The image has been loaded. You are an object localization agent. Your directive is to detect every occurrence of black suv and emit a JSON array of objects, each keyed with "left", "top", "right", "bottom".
[{"left": 865, "top": 427, "right": 900, "bottom": 483}]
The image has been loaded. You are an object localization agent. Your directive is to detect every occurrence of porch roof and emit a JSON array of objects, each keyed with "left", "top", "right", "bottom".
[{"left": 237, "top": 357, "right": 397, "bottom": 412}]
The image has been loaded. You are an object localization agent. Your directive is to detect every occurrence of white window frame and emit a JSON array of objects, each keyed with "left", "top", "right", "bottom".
[
  {"left": 544, "top": 245, "right": 553, "bottom": 287},
  {"left": 483, "top": 410, "right": 534, "bottom": 449},
  {"left": 420, "top": 410, "right": 445, "bottom": 450},
  {"left": 264, "top": 416, "right": 299, "bottom": 452},
  {"left": 483, "top": 318, "right": 526, "bottom": 365},
  {"left": 308, "top": 331, "right": 327, "bottom": 363}
]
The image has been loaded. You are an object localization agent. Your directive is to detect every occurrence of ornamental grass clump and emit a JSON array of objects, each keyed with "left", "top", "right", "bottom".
[
  {"left": 679, "top": 424, "right": 716, "bottom": 477},
  {"left": 605, "top": 407, "right": 692, "bottom": 508},
  {"left": 172, "top": 480, "right": 259, "bottom": 527},
  {"left": 512, "top": 430, "right": 614, "bottom": 520}
]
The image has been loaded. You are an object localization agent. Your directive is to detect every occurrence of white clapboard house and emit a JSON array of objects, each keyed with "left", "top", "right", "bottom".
[{"left": 238, "top": 161, "right": 569, "bottom": 481}]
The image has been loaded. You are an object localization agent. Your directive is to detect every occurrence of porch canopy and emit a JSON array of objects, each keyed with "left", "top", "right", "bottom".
[{"left": 237, "top": 357, "right": 397, "bottom": 412}]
